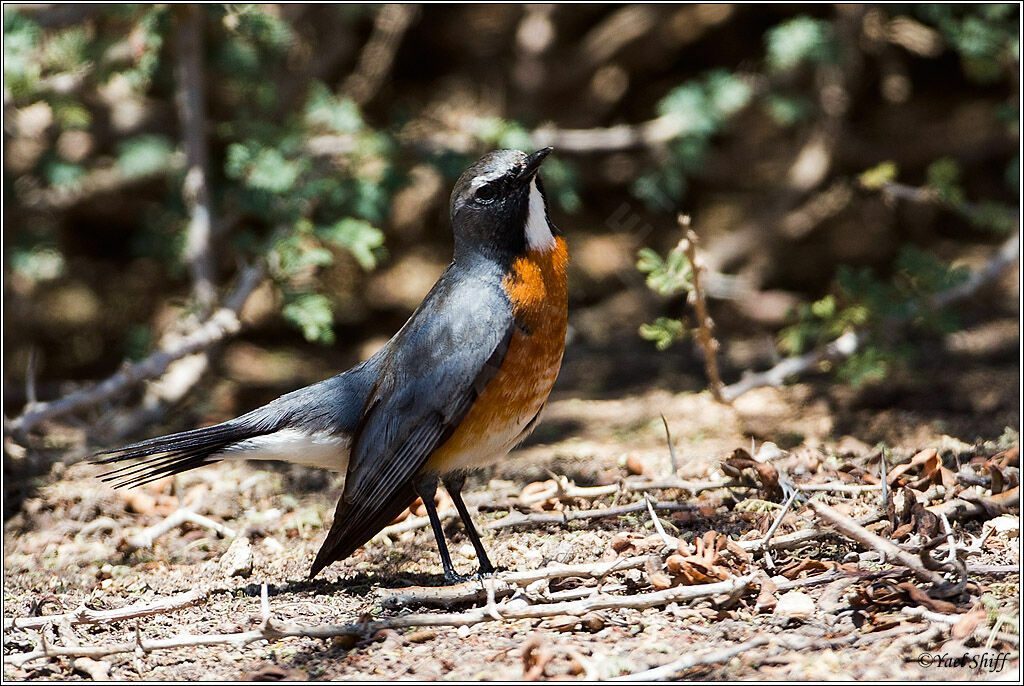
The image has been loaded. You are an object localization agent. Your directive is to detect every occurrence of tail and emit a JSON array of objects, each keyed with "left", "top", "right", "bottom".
[
  {"left": 93, "top": 420, "right": 273, "bottom": 489},
  {"left": 308, "top": 481, "right": 417, "bottom": 578}
]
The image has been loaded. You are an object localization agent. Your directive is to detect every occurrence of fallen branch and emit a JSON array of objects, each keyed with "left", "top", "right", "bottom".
[
  {"left": 3, "top": 575, "right": 754, "bottom": 666},
  {"left": 900, "top": 606, "right": 1020, "bottom": 646},
  {"left": 516, "top": 476, "right": 734, "bottom": 507},
  {"left": 722, "top": 231, "right": 1019, "bottom": 402},
  {"left": 123, "top": 508, "right": 236, "bottom": 551},
  {"left": 483, "top": 499, "right": 695, "bottom": 531},
  {"left": 609, "top": 635, "right": 770, "bottom": 681},
  {"left": 796, "top": 482, "right": 882, "bottom": 494},
  {"left": 807, "top": 500, "right": 948, "bottom": 588},
  {"left": 379, "top": 556, "right": 648, "bottom": 608},
  {"left": 379, "top": 477, "right": 885, "bottom": 544},
  {"left": 4, "top": 589, "right": 207, "bottom": 631},
  {"left": 6, "top": 263, "right": 264, "bottom": 437},
  {"left": 738, "top": 510, "right": 885, "bottom": 554},
  {"left": 376, "top": 477, "right": 734, "bottom": 541}
]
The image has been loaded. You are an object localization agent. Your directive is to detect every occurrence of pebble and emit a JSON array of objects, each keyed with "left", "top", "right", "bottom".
[
  {"left": 219, "top": 536, "right": 253, "bottom": 578},
  {"left": 773, "top": 590, "right": 815, "bottom": 619}
]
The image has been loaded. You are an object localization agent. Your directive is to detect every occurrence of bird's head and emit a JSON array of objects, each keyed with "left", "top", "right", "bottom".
[{"left": 450, "top": 147, "right": 556, "bottom": 264}]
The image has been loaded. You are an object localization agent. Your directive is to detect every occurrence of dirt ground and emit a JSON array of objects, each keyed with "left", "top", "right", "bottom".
[{"left": 3, "top": 312, "right": 1020, "bottom": 681}]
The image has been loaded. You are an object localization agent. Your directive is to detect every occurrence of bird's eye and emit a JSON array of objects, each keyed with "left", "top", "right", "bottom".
[{"left": 474, "top": 184, "right": 497, "bottom": 204}]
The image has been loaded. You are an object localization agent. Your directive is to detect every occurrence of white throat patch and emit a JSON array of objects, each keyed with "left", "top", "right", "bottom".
[{"left": 524, "top": 178, "right": 555, "bottom": 252}]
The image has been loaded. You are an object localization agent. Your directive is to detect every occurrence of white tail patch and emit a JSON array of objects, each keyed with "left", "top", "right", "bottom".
[
  {"left": 525, "top": 178, "right": 555, "bottom": 251},
  {"left": 220, "top": 429, "right": 350, "bottom": 472}
]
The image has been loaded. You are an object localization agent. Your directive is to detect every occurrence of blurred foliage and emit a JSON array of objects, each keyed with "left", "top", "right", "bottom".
[
  {"left": 635, "top": 4, "right": 1018, "bottom": 388},
  {"left": 2, "top": 4, "right": 1018, "bottom": 402}
]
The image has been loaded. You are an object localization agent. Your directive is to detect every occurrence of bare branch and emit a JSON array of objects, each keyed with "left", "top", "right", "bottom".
[
  {"left": 174, "top": 4, "right": 216, "bottom": 312},
  {"left": 4, "top": 590, "right": 207, "bottom": 631},
  {"left": 609, "top": 635, "right": 770, "bottom": 681},
  {"left": 341, "top": 5, "right": 419, "bottom": 106},
  {"left": 722, "top": 231, "right": 1019, "bottom": 401},
  {"left": 807, "top": 499, "right": 947, "bottom": 588},
  {"left": 483, "top": 499, "right": 695, "bottom": 531},
  {"left": 380, "top": 556, "right": 649, "bottom": 608},
  {"left": 532, "top": 112, "right": 693, "bottom": 153},
  {"left": 6, "top": 264, "right": 264, "bottom": 437},
  {"left": 123, "top": 508, "right": 236, "bottom": 552},
  {"left": 680, "top": 219, "right": 726, "bottom": 403},
  {"left": 4, "top": 575, "right": 754, "bottom": 666}
]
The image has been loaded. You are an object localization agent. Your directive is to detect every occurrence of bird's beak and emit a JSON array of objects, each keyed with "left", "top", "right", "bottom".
[{"left": 518, "top": 147, "right": 553, "bottom": 183}]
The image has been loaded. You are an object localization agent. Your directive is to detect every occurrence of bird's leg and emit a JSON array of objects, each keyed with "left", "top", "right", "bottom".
[
  {"left": 443, "top": 475, "right": 495, "bottom": 576},
  {"left": 413, "top": 475, "right": 462, "bottom": 584}
]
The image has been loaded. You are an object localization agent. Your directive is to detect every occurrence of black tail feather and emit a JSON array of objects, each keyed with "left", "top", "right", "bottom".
[
  {"left": 93, "top": 421, "right": 268, "bottom": 488},
  {"left": 308, "top": 482, "right": 418, "bottom": 579}
]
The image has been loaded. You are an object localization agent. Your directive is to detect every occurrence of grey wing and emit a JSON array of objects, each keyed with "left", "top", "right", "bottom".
[{"left": 308, "top": 273, "right": 513, "bottom": 577}]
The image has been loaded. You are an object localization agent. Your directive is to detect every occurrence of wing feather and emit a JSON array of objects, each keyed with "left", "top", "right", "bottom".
[{"left": 309, "top": 267, "right": 513, "bottom": 577}]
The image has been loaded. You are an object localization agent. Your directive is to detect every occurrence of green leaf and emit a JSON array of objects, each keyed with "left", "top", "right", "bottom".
[
  {"left": 765, "top": 16, "right": 836, "bottom": 72},
  {"left": 43, "top": 158, "right": 85, "bottom": 187},
  {"left": 859, "top": 161, "right": 899, "bottom": 190},
  {"left": 639, "top": 317, "right": 689, "bottom": 351},
  {"left": 246, "top": 148, "right": 302, "bottom": 192},
  {"left": 304, "top": 82, "right": 363, "bottom": 134},
  {"left": 764, "top": 94, "right": 813, "bottom": 127},
  {"left": 926, "top": 157, "right": 965, "bottom": 205},
  {"left": 3, "top": 8, "right": 42, "bottom": 97},
  {"left": 704, "top": 70, "right": 753, "bottom": 117},
  {"left": 283, "top": 292, "right": 335, "bottom": 344},
  {"left": 637, "top": 244, "right": 693, "bottom": 297},
  {"left": 318, "top": 218, "right": 386, "bottom": 270},
  {"left": 10, "top": 246, "right": 65, "bottom": 283},
  {"left": 116, "top": 135, "right": 174, "bottom": 178}
]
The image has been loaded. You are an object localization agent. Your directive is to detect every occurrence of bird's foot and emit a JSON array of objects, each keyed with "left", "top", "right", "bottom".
[{"left": 443, "top": 570, "right": 474, "bottom": 585}]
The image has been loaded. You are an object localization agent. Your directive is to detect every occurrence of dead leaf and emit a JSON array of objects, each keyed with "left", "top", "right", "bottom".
[
  {"left": 755, "top": 573, "right": 778, "bottom": 613},
  {"left": 777, "top": 557, "right": 849, "bottom": 580},
  {"left": 625, "top": 454, "right": 646, "bottom": 476},
  {"left": 545, "top": 615, "right": 583, "bottom": 632},
  {"left": 645, "top": 555, "right": 673, "bottom": 590},
  {"left": 951, "top": 609, "right": 987, "bottom": 639},
  {"left": 722, "top": 448, "right": 783, "bottom": 501},
  {"left": 897, "top": 581, "right": 958, "bottom": 614}
]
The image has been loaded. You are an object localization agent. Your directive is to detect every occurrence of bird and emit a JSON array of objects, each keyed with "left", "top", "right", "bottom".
[{"left": 95, "top": 147, "right": 568, "bottom": 583}]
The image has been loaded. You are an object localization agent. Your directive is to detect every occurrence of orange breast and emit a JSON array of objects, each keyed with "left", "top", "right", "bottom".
[{"left": 426, "top": 237, "right": 568, "bottom": 473}]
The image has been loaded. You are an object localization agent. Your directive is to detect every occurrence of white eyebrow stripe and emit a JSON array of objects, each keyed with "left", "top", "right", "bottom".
[
  {"left": 471, "top": 171, "right": 505, "bottom": 188},
  {"left": 524, "top": 178, "right": 555, "bottom": 251}
]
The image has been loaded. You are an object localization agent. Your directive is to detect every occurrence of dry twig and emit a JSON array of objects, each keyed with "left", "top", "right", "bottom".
[
  {"left": 609, "top": 635, "right": 770, "bottom": 681},
  {"left": 379, "top": 557, "right": 650, "bottom": 608},
  {"left": 123, "top": 508, "right": 236, "bottom": 551},
  {"left": 6, "top": 263, "right": 264, "bottom": 437},
  {"left": 4, "top": 575, "right": 754, "bottom": 666},
  {"left": 680, "top": 219, "right": 725, "bottom": 403},
  {"left": 5, "top": 590, "right": 208, "bottom": 631},
  {"left": 341, "top": 5, "right": 419, "bottom": 106},
  {"left": 722, "top": 231, "right": 1019, "bottom": 401},
  {"left": 807, "top": 499, "right": 947, "bottom": 588}
]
